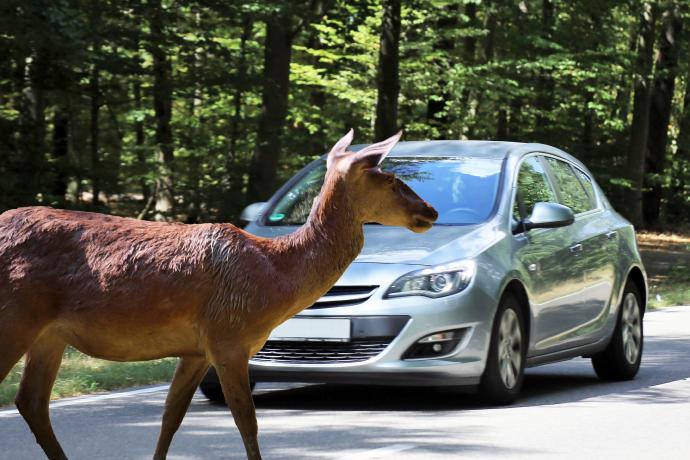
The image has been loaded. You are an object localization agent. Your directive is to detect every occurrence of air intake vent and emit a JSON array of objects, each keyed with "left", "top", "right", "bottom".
[
  {"left": 251, "top": 339, "right": 391, "bottom": 364},
  {"left": 308, "top": 285, "right": 379, "bottom": 309}
]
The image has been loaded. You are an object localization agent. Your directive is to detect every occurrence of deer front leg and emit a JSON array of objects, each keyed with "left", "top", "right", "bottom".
[
  {"left": 212, "top": 352, "right": 261, "bottom": 460},
  {"left": 15, "top": 333, "right": 67, "bottom": 460},
  {"left": 153, "top": 356, "right": 209, "bottom": 460}
]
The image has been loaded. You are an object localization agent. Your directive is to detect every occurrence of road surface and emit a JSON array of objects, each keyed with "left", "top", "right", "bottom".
[{"left": 2, "top": 306, "right": 690, "bottom": 459}]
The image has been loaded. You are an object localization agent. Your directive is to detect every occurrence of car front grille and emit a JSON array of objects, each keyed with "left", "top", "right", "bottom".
[
  {"left": 308, "top": 285, "right": 379, "bottom": 309},
  {"left": 251, "top": 339, "right": 392, "bottom": 364}
]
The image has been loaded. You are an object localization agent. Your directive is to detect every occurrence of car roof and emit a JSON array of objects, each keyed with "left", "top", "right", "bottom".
[{"left": 347, "top": 140, "right": 569, "bottom": 161}]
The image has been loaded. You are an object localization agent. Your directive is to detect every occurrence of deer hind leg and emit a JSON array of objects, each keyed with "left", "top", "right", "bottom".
[
  {"left": 0, "top": 307, "right": 46, "bottom": 384},
  {"left": 153, "top": 356, "right": 209, "bottom": 460},
  {"left": 0, "top": 338, "right": 30, "bottom": 385},
  {"left": 211, "top": 350, "right": 261, "bottom": 460},
  {"left": 15, "top": 332, "right": 68, "bottom": 460}
]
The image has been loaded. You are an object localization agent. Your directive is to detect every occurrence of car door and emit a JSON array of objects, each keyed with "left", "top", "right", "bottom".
[
  {"left": 512, "top": 155, "right": 583, "bottom": 355},
  {"left": 542, "top": 157, "right": 616, "bottom": 345}
]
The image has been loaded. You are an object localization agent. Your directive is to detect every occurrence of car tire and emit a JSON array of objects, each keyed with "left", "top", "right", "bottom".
[
  {"left": 479, "top": 293, "right": 527, "bottom": 405},
  {"left": 591, "top": 281, "right": 643, "bottom": 381},
  {"left": 199, "top": 366, "right": 256, "bottom": 403}
]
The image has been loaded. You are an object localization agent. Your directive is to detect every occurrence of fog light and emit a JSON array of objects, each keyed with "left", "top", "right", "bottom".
[
  {"left": 418, "top": 331, "right": 457, "bottom": 343},
  {"left": 402, "top": 329, "right": 467, "bottom": 360}
]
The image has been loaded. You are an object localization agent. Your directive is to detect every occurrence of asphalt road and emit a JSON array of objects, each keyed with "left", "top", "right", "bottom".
[{"left": 2, "top": 306, "right": 690, "bottom": 460}]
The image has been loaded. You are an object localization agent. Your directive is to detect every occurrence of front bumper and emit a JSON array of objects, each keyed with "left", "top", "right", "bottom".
[{"left": 248, "top": 281, "right": 497, "bottom": 387}]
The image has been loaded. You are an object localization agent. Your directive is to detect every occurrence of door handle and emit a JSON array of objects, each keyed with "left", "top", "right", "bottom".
[
  {"left": 606, "top": 231, "right": 617, "bottom": 240},
  {"left": 569, "top": 243, "right": 583, "bottom": 254}
]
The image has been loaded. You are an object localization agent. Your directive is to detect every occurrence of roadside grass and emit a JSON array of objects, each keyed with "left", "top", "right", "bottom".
[
  {"left": 637, "top": 231, "right": 690, "bottom": 309},
  {"left": 648, "top": 265, "right": 690, "bottom": 308},
  {"left": 0, "top": 348, "right": 177, "bottom": 407}
]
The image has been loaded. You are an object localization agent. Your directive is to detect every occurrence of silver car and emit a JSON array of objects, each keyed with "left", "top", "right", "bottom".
[{"left": 201, "top": 141, "right": 647, "bottom": 404}]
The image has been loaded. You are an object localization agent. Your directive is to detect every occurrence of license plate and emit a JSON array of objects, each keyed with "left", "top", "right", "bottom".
[{"left": 269, "top": 318, "right": 351, "bottom": 341}]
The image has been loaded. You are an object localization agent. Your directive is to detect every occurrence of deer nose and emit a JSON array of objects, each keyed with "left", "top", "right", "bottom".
[
  {"left": 420, "top": 204, "right": 438, "bottom": 222},
  {"left": 412, "top": 204, "right": 438, "bottom": 229}
]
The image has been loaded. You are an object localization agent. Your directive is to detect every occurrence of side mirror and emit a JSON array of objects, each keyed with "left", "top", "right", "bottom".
[
  {"left": 240, "top": 202, "right": 267, "bottom": 222},
  {"left": 521, "top": 202, "right": 574, "bottom": 232}
]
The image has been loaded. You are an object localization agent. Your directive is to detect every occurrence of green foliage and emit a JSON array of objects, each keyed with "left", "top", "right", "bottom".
[{"left": 0, "top": 0, "right": 688, "bottom": 226}]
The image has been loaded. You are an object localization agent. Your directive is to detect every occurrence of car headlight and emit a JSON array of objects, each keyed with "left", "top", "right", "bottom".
[{"left": 384, "top": 260, "right": 476, "bottom": 299}]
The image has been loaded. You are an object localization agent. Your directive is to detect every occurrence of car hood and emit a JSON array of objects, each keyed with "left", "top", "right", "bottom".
[{"left": 245, "top": 222, "right": 503, "bottom": 266}]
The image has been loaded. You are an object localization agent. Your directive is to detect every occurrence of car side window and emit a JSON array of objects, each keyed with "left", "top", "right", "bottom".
[
  {"left": 574, "top": 167, "right": 598, "bottom": 209},
  {"left": 544, "top": 158, "right": 593, "bottom": 214},
  {"left": 513, "top": 156, "right": 558, "bottom": 220}
]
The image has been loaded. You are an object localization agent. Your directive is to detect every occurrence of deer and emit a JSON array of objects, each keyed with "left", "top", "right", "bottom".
[{"left": 0, "top": 129, "right": 437, "bottom": 460}]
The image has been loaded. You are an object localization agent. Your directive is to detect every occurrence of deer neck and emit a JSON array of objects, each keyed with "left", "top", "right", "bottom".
[{"left": 270, "top": 174, "right": 364, "bottom": 314}]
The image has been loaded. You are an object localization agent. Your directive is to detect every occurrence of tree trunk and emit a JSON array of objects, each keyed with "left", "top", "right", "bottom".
[
  {"left": 461, "top": 2, "right": 479, "bottom": 138},
  {"left": 483, "top": 1, "right": 498, "bottom": 64},
  {"left": 229, "top": 16, "right": 253, "bottom": 168},
  {"left": 150, "top": 0, "right": 175, "bottom": 220},
  {"left": 508, "top": 99, "right": 523, "bottom": 140},
  {"left": 17, "top": 53, "right": 47, "bottom": 205},
  {"left": 303, "top": 0, "right": 328, "bottom": 156},
  {"left": 185, "top": 13, "right": 203, "bottom": 224},
  {"left": 673, "top": 75, "right": 690, "bottom": 221},
  {"left": 480, "top": 0, "right": 500, "bottom": 141},
  {"left": 425, "top": 5, "right": 458, "bottom": 139},
  {"left": 496, "top": 108, "right": 508, "bottom": 140},
  {"left": 218, "top": 16, "right": 253, "bottom": 221},
  {"left": 52, "top": 106, "right": 70, "bottom": 202},
  {"left": 582, "top": 91, "right": 594, "bottom": 154},
  {"left": 470, "top": 0, "right": 499, "bottom": 138},
  {"left": 374, "top": 0, "right": 401, "bottom": 142},
  {"left": 132, "top": 20, "right": 148, "bottom": 206},
  {"left": 626, "top": 2, "right": 658, "bottom": 228},
  {"left": 89, "top": 60, "right": 100, "bottom": 207},
  {"left": 534, "top": 0, "right": 555, "bottom": 143},
  {"left": 463, "top": 3, "right": 478, "bottom": 65},
  {"left": 643, "top": 0, "right": 682, "bottom": 226},
  {"left": 133, "top": 76, "right": 148, "bottom": 203},
  {"left": 88, "top": 1, "right": 102, "bottom": 207},
  {"left": 614, "top": 27, "right": 641, "bottom": 123},
  {"left": 579, "top": 11, "right": 607, "bottom": 162},
  {"left": 246, "top": 11, "right": 294, "bottom": 203}
]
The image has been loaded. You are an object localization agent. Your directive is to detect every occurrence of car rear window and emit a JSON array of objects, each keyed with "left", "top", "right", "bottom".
[
  {"left": 573, "top": 167, "right": 598, "bottom": 209},
  {"left": 544, "top": 158, "right": 595, "bottom": 214}
]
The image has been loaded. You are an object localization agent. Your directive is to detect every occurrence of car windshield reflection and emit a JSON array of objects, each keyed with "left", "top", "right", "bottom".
[{"left": 264, "top": 156, "right": 504, "bottom": 226}]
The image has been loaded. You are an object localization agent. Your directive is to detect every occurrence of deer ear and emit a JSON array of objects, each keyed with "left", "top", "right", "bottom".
[
  {"left": 352, "top": 130, "right": 402, "bottom": 170},
  {"left": 326, "top": 129, "right": 354, "bottom": 170}
]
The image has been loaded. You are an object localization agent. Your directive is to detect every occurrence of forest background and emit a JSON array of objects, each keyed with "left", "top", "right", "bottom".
[{"left": 1, "top": 0, "right": 689, "bottom": 230}]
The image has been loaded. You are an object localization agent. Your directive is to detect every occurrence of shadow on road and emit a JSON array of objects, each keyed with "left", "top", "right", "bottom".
[{"left": 231, "top": 334, "right": 690, "bottom": 412}]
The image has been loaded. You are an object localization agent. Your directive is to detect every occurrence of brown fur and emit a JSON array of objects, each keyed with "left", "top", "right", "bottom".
[{"left": 0, "top": 131, "right": 437, "bottom": 460}]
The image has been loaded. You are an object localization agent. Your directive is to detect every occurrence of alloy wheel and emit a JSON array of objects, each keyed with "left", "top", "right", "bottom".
[
  {"left": 498, "top": 308, "right": 522, "bottom": 389},
  {"left": 621, "top": 292, "right": 642, "bottom": 365}
]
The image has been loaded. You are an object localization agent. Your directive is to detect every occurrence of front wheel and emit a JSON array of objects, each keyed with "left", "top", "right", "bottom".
[
  {"left": 591, "top": 282, "right": 643, "bottom": 381},
  {"left": 479, "top": 294, "right": 526, "bottom": 405}
]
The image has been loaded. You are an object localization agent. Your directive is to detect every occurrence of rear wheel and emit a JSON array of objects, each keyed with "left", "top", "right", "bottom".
[
  {"left": 199, "top": 366, "right": 256, "bottom": 402},
  {"left": 591, "top": 282, "right": 643, "bottom": 380},
  {"left": 479, "top": 294, "right": 526, "bottom": 405}
]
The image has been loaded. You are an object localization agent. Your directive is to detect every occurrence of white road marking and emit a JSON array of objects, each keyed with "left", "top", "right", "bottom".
[
  {"left": 340, "top": 444, "right": 416, "bottom": 459},
  {"left": 0, "top": 384, "right": 170, "bottom": 418}
]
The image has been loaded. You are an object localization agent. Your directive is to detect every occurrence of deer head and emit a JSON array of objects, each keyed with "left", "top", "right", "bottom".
[{"left": 326, "top": 129, "right": 438, "bottom": 233}]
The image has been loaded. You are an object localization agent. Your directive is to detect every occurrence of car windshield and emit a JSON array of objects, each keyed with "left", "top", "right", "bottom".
[{"left": 264, "top": 156, "right": 503, "bottom": 226}]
